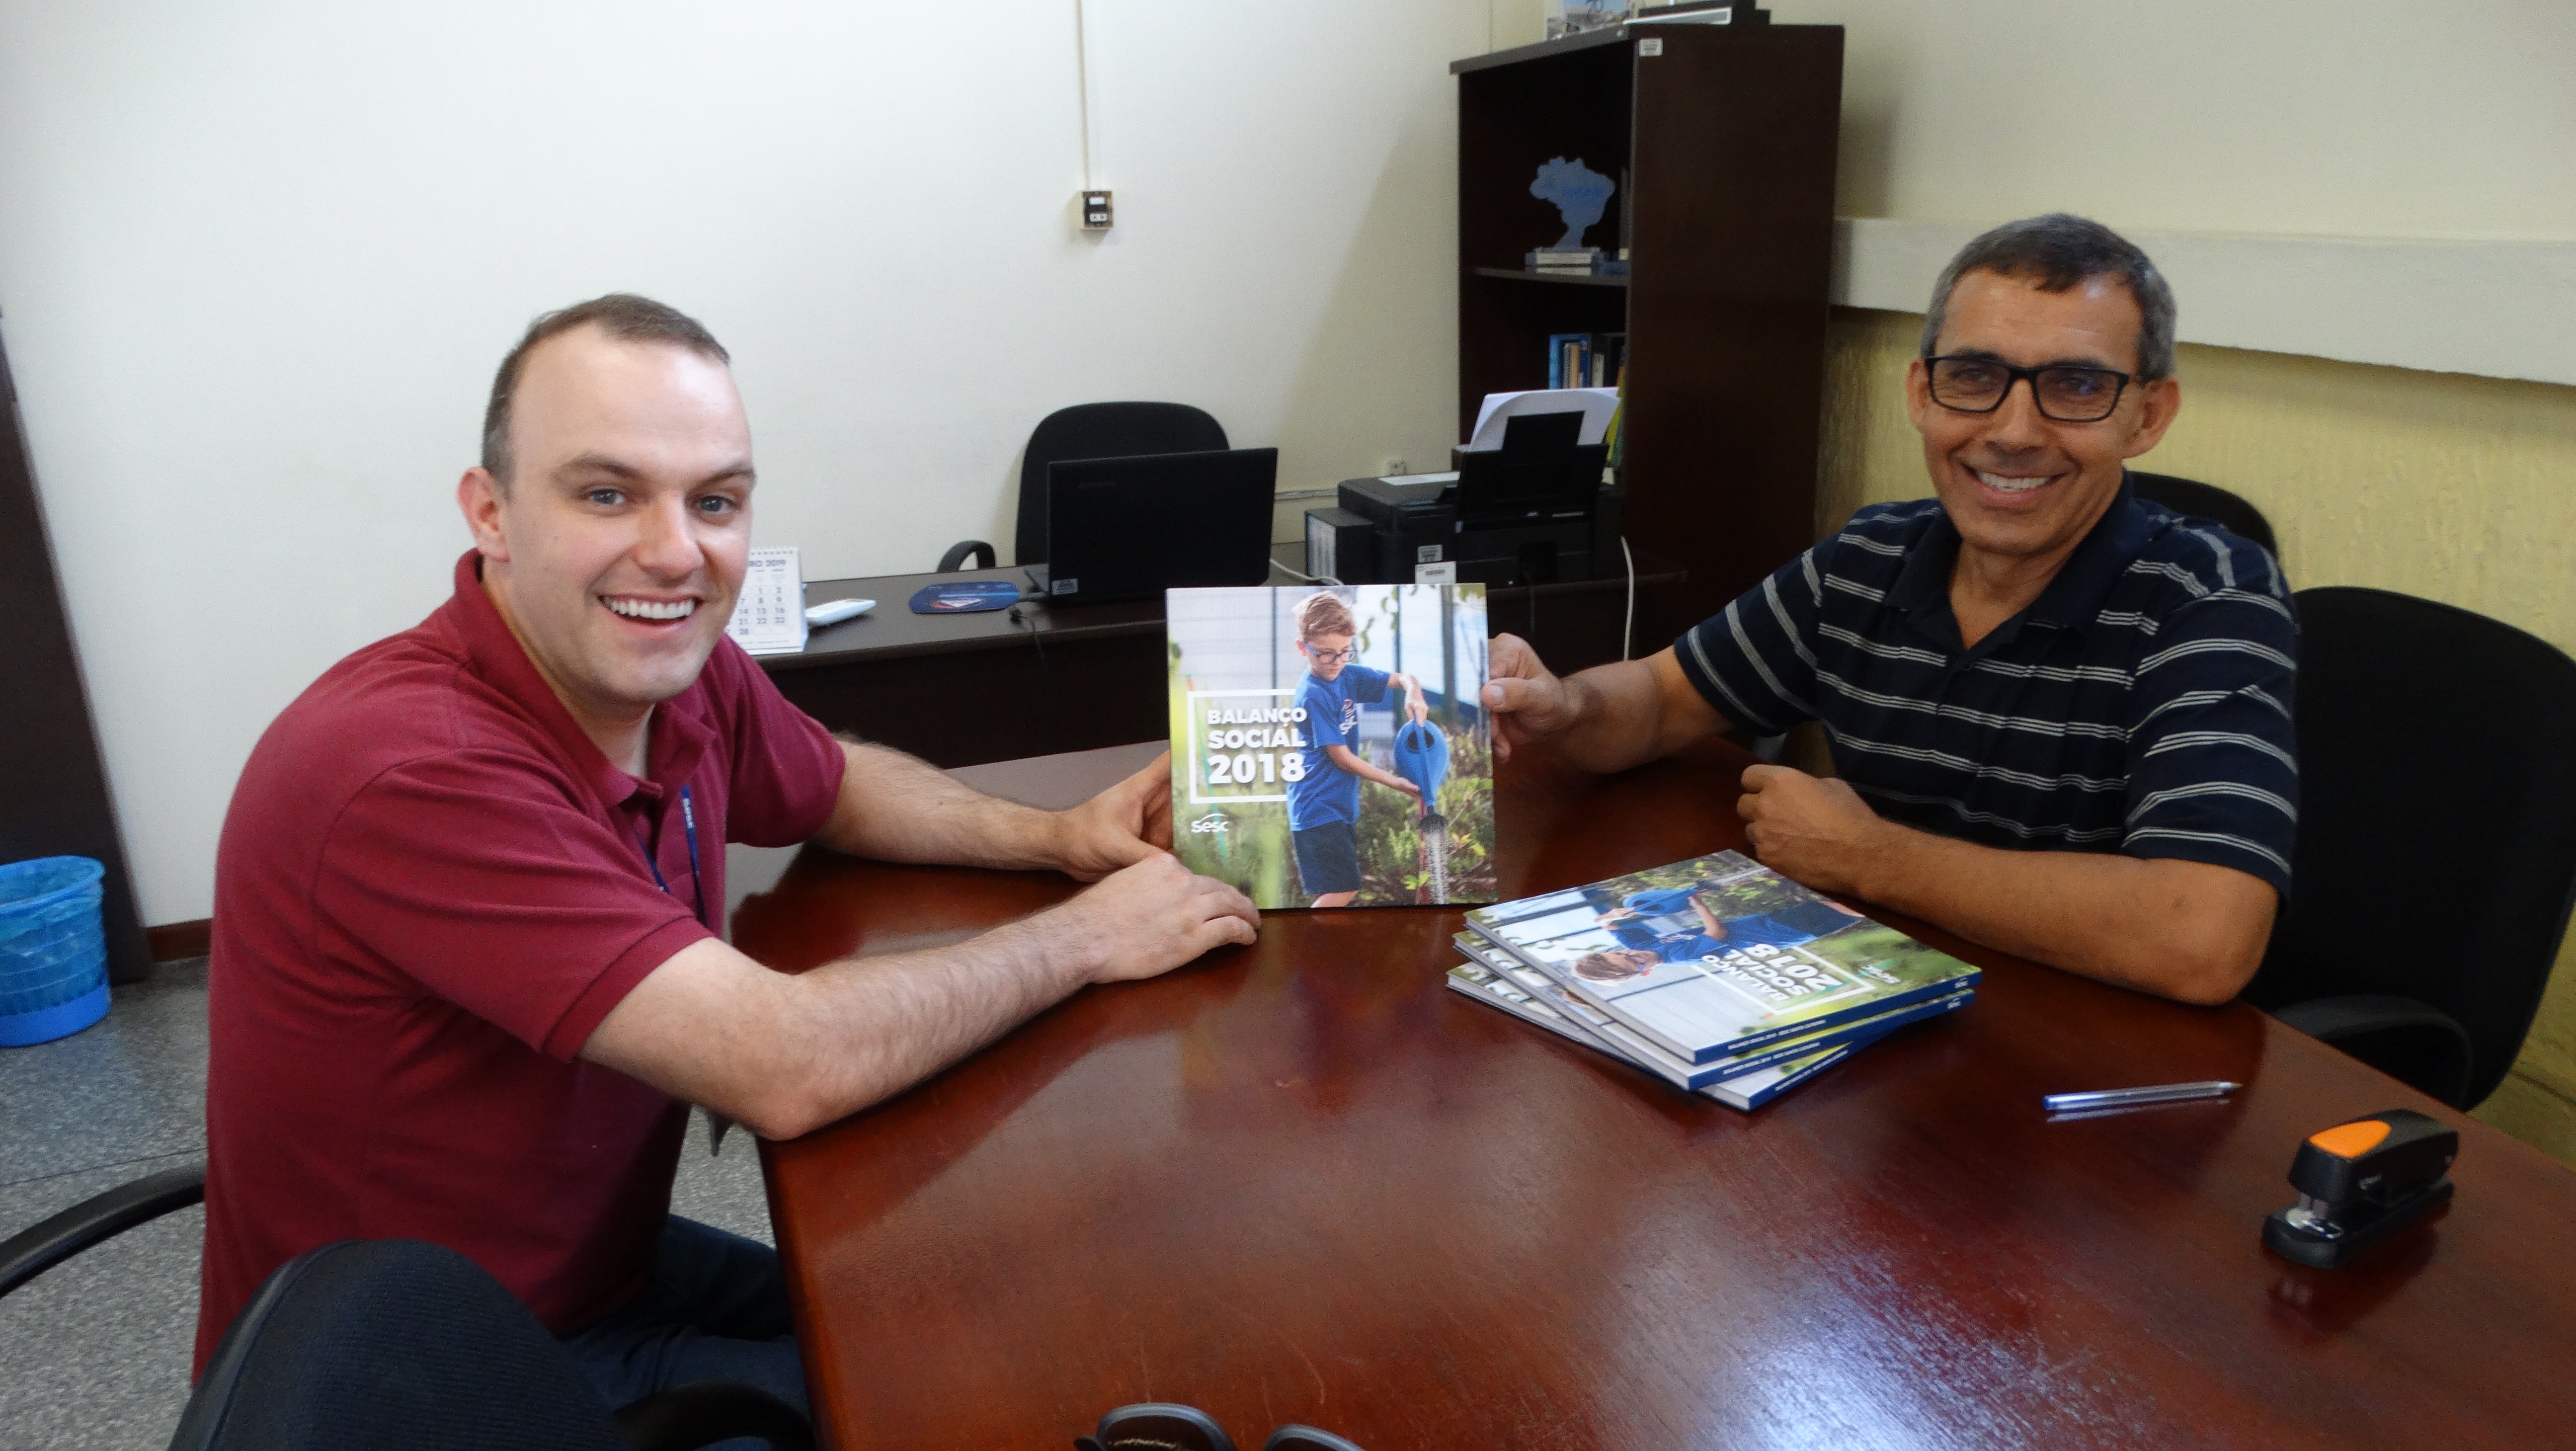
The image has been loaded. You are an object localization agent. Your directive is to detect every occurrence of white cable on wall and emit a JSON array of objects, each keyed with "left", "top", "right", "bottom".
[{"left": 1073, "top": 0, "right": 1095, "bottom": 189}]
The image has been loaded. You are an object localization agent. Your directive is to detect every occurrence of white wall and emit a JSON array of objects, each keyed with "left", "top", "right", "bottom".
[
  {"left": 0, "top": 0, "right": 1503, "bottom": 924},
  {"left": 1767, "top": 0, "right": 2576, "bottom": 239},
  {"left": 1774, "top": 0, "right": 2576, "bottom": 381}
]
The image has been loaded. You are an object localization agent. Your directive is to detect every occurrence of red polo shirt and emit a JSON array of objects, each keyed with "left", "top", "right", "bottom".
[{"left": 196, "top": 552, "right": 845, "bottom": 1370}]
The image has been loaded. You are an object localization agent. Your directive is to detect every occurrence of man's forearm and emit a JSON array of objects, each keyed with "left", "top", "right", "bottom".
[
  {"left": 761, "top": 914, "right": 1085, "bottom": 1134},
  {"left": 587, "top": 853, "right": 1255, "bottom": 1139},
  {"left": 815, "top": 741, "right": 1064, "bottom": 869},
  {"left": 601, "top": 914, "right": 1095, "bottom": 1141},
  {"left": 1849, "top": 828, "right": 2274, "bottom": 1005},
  {"left": 1546, "top": 659, "right": 1680, "bottom": 774}
]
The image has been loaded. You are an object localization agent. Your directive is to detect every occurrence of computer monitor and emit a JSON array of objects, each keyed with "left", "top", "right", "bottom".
[{"left": 1035, "top": 447, "right": 1279, "bottom": 604}]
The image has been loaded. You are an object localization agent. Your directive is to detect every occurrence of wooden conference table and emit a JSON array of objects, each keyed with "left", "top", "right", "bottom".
[{"left": 731, "top": 741, "right": 2576, "bottom": 1450}]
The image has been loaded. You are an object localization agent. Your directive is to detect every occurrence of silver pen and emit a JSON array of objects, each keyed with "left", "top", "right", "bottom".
[{"left": 2043, "top": 1080, "right": 2240, "bottom": 1113}]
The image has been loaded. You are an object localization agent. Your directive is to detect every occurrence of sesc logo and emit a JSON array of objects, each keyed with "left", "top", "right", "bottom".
[{"left": 1189, "top": 814, "right": 1229, "bottom": 834}]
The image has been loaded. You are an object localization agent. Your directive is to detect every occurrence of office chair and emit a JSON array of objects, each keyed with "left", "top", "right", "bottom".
[
  {"left": 2244, "top": 587, "right": 2576, "bottom": 1108},
  {"left": 939, "top": 402, "right": 1229, "bottom": 571},
  {"left": 0, "top": 1163, "right": 812, "bottom": 1451},
  {"left": 2129, "top": 470, "right": 2279, "bottom": 559}
]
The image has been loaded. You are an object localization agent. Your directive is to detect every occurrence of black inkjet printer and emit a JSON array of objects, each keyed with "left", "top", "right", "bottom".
[{"left": 1308, "top": 411, "right": 1622, "bottom": 585}]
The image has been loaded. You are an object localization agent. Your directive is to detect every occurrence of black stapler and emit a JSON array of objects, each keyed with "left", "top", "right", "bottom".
[{"left": 2261, "top": 1108, "right": 2457, "bottom": 1269}]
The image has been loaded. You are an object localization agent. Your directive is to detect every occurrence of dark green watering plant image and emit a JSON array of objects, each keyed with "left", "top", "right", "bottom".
[
  {"left": 1354, "top": 725, "right": 1495, "bottom": 905},
  {"left": 1163, "top": 583, "right": 1496, "bottom": 909}
]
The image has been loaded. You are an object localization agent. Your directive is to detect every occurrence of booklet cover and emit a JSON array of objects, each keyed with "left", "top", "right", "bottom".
[
  {"left": 1445, "top": 959, "right": 1865, "bottom": 1112},
  {"left": 1466, "top": 850, "right": 1981, "bottom": 1064},
  {"left": 1453, "top": 931, "right": 1967, "bottom": 1090},
  {"left": 1167, "top": 585, "right": 1495, "bottom": 909}
]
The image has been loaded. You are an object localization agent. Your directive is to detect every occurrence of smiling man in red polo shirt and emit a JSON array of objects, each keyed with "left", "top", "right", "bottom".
[{"left": 197, "top": 294, "right": 1260, "bottom": 1417}]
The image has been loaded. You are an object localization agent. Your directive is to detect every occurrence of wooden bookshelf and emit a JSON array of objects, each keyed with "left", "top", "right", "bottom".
[
  {"left": 1467, "top": 266, "right": 1631, "bottom": 289},
  {"left": 1452, "top": 21, "right": 1842, "bottom": 644}
]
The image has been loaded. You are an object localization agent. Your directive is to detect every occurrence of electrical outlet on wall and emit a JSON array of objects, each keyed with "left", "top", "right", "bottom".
[
  {"left": 1382, "top": 457, "right": 1407, "bottom": 476},
  {"left": 1080, "top": 190, "right": 1113, "bottom": 229}
]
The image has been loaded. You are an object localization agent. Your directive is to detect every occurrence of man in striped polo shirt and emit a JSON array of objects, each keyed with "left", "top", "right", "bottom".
[{"left": 1482, "top": 214, "right": 2294, "bottom": 1005}]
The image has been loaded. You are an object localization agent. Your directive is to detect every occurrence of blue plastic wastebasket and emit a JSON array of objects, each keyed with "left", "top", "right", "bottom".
[{"left": 0, "top": 856, "right": 110, "bottom": 1047}]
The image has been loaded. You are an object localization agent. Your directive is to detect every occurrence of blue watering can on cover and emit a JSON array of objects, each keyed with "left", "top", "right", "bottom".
[{"left": 1391, "top": 720, "right": 1449, "bottom": 817}]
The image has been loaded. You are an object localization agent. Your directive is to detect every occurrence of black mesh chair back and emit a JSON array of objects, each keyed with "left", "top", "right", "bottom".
[
  {"left": 2130, "top": 471, "right": 2279, "bottom": 559},
  {"left": 8, "top": 1174, "right": 808, "bottom": 1451},
  {"left": 1013, "top": 402, "right": 1228, "bottom": 566},
  {"left": 2245, "top": 586, "right": 2576, "bottom": 1107},
  {"left": 173, "top": 1238, "right": 630, "bottom": 1451}
]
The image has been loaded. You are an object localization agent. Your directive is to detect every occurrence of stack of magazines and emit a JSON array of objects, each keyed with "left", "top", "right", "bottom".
[{"left": 1450, "top": 850, "right": 1981, "bottom": 1110}]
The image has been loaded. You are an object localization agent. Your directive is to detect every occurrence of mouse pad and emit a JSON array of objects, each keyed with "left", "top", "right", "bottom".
[{"left": 908, "top": 581, "right": 1022, "bottom": 614}]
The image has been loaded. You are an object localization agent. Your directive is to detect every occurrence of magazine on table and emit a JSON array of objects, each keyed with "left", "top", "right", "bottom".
[
  {"left": 1166, "top": 584, "right": 1494, "bottom": 910},
  {"left": 1453, "top": 932, "right": 1966, "bottom": 1090},
  {"left": 1466, "top": 850, "right": 1980, "bottom": 1064},
  {"left": 1445, "top": 959, "right": 1866, "bottom": 1112}
]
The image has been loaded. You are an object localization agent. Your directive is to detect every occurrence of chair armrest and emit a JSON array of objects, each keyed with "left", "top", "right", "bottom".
[
  {"left": 0, "top": 1161, "right": 206, "bottom": 1298},
  {"left": 614, "top": 1381, "right": 814, "bottom": 1451},
  {"left": 938, "top": 540, "right": 997, "bottom": 572},
  {"left": 2268, "top": 994, "right": 2475, "bottom": 1107}
]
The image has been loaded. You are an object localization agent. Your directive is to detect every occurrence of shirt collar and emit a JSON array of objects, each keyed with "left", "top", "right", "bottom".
[
  {"left": 1888, "top": 475, "right": 2149, "bottom": 653},
  {"left": 1886, "top": 508, "right": 1961, "bottom": 622},
  {"left": 441, "top": 551, "right": 715, "bottom": 812},
  {"left": 2022, "top": 473, "right": 2150, "bottom": 632}
]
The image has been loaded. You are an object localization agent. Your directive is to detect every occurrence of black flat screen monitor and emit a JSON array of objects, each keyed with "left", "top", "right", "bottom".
[{"left": 1037, "top": 447, "right": 1278, "bottom": 605}]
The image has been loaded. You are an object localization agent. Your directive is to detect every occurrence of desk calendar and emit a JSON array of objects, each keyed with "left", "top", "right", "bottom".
[{"left": 725, "top": 546, "right": 807, "bottom": 656}]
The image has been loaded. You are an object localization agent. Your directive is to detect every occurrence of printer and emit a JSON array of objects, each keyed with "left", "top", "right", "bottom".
[{"left": 1308, "top": 407, "right": 1622, "bottom": 586}]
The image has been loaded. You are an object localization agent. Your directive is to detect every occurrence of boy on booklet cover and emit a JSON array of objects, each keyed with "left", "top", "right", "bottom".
[
  {"left": 1286, "top": 590, "right": 1431, "bottom": 907},
  {"left": 1583, "top": 889, "right": 1864, "bottom": 982}
]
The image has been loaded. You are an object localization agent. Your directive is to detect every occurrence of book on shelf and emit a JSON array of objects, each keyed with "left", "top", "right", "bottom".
[
  {"left": 1524, "top": 248, "right": 1627, "bottom": 278},
  {"left": 1465, "top": 849, "right": 1981, "bottom": 1065},
  {"left": 1545, "top": 332, "right": 1625, "bottom": 390},
  {"left": 1545, "top": 333, "right": 1585, "bottom": 389},
  {"left": 1454, "top": 931, "right": 1967, "bottom": 1089},
  {"left": 1166, "top": 584, "right": 1496, "bottom": 911},
  {"left": 1447, "top": 957, "right": 1873, "bottom": 1111}
]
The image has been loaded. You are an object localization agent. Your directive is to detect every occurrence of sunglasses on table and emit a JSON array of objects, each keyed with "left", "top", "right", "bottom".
[
  {"left": 1076, "top": 1403, "right": 1366, "bottom": 1451},
  {"left": 1923, "top": 354, "right": 2136, "bottom": 423}
]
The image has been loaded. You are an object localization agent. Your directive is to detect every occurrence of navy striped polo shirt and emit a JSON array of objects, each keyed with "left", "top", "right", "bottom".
[{"left": 1673, "top": 477, "right": 2298, "bottom": 895}]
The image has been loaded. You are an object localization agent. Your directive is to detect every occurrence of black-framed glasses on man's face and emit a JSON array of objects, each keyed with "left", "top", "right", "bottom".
[
  {"left": 1924, "top": 355, "right": 2134, "bottom": 423},
  {"left": 1305, "top": 645, "right": 1355, "bottom": 664}
]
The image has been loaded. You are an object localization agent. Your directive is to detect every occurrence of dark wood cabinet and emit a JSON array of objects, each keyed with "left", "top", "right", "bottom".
[
  {"left": 1453, "top": 21, "right": 1841, "bottom": 644},
  {"left": 1, "top": 329, "right": 152, "bottom": 983}
]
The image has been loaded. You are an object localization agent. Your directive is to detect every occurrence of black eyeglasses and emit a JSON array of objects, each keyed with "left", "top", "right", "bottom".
[
  {"left": 1924, "top": 355, "right": 2134, "bottom": 423},
  {"left": 1304, "top": 645, "right": 1356, "bottom": 664}
]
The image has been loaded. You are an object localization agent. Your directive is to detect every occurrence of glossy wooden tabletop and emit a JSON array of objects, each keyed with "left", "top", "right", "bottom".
[{"left": 735, "top": 742, "right": 2576, "bottom": 1451}]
